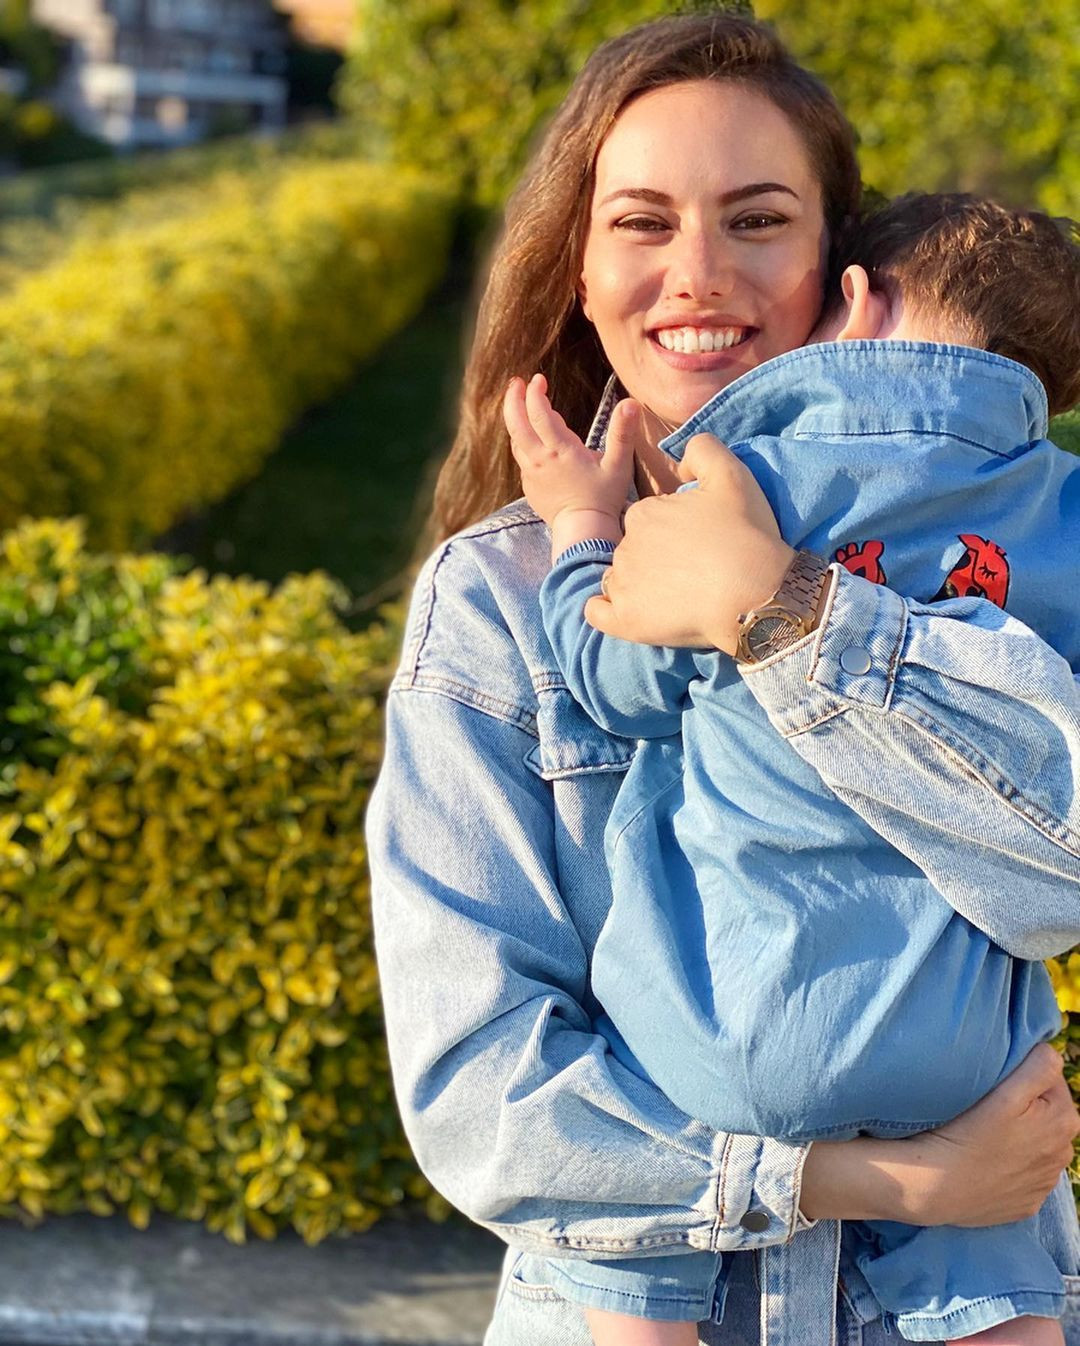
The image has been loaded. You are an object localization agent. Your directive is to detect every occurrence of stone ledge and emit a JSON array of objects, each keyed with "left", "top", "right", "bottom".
[{"left": 0, "top": 1212, "right": 503, "bottom": 1346}]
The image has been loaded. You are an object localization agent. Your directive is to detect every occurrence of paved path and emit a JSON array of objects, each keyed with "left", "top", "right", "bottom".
[{"left": 0, "top": 1212, "right": 503, "bottom": 1346}]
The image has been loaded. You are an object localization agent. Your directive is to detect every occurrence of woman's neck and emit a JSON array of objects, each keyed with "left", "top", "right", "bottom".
[{"left": 633, "top": 404, "right": 683, "bottom": 498}]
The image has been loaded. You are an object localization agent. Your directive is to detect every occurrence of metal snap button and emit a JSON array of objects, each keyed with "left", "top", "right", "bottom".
[
  {"left": 839, "top": 646, "right": 872, "bottom": 675},
  {"left": 739, "top": 1209, "right": 771, "bottom": 1232}
]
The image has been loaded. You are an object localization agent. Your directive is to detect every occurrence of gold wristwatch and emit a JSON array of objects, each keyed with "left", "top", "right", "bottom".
[{"left": 735, "top": 550, "right": 830, "bottom": 665}]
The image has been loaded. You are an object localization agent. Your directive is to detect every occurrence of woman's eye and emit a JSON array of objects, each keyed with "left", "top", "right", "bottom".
[
  {"left": 733, "top": 213, "right": 786, "bottom": 231},
  {"left": 612, "top": 215, "right": 670, "bottom": 233}
]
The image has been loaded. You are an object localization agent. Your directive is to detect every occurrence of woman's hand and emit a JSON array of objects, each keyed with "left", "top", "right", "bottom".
[
  {"left": 504, "top": 375, "right": 638, "bottom": 558},
  {"left": 584, "top": 432, "right": 794, "bottom": 654},
  {"left": 800, "top": 1043, "right": 1079, "bottom": 1227}
]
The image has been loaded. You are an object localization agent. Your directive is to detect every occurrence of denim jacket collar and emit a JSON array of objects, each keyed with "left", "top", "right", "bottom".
[
  {"left": 658, "top": 341, "right": 1049, "bottom": 463},
  {"left": 586, "top": 374, "right": 623, "bottom": 452}
]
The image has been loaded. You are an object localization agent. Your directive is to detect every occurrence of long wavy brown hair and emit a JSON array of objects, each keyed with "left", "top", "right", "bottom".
[{"left": 432, "top": 11, "right": 862, "bottom": 542}]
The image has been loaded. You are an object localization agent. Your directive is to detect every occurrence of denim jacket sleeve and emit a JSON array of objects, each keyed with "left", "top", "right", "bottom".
[
  {"left": 539, "top": 542, "right": 707, "bottom": 741},
  {"left": 740, "top": 566, "right": 1080, "bottom": 961},
  {"left": 366, "top": 525, "right": 811, "bottom": 1259}
]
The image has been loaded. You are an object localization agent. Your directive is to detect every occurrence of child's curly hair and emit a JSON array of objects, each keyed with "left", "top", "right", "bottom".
[{"left": 829, "top": 193, "right": 1080, "bottom": 416}]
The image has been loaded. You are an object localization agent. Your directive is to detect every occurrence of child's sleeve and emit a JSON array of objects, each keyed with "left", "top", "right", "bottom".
[{"left": 540, "top": 541, "right": 710, "bottom": 740}]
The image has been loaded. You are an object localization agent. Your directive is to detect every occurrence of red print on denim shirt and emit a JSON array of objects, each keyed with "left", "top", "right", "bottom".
[
  {"left": 933, "top": 534, "right": 1010, "bottom": 608},
  {"left": 835, "top": 539, "right": 888, "bottom": 584}
]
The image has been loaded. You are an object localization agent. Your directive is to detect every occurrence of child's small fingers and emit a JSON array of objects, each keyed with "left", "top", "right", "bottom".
[
  {"left": 524, "top": 373, "right": 575, "bottom": 445},
  {"left": 503, "top": 377, "right": 543, "bottom": 457}
]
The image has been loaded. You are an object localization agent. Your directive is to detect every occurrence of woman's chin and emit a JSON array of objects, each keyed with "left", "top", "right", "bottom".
[{"left": 641, "top": 348, "right": 766, "bottom": 428}]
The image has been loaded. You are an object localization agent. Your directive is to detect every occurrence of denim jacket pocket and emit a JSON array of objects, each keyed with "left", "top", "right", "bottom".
[{"left": 524, "top": 684, "right": 636, "bottom": 781}]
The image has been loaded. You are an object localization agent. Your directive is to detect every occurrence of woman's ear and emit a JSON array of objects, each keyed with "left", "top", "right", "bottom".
[
  {"left": 577, "top": 276, "right": 592, "bottom": 323},
  {"left": 835, "top": 265, "right": 889, "bottom": 341}
]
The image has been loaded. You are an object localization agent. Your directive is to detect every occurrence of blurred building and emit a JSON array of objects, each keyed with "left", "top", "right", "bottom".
[
  {"left": 30, "top": 0, "right": 288, "bottom": 149},
  {"left": 274, "top": 0, "right": 353, "bottom": 51}
]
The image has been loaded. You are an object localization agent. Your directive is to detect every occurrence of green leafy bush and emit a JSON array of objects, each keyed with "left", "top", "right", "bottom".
[
  {"left": 757, "top": 0, "right": 1079, "bottom": 217},
  {"left": 0, "top": 160, "right": 455, "bottom": 549},
  {"left": 0, "top": 518, "right": 427, "bottom": 1244}
]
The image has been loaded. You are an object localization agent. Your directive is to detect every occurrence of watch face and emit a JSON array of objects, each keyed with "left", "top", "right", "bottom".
[{"left": 746, "top": 614, "right": 799, "bottom": 660}]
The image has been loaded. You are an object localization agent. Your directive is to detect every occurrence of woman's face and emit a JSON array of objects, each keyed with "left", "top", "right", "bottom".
[{"left": 579, "top": 79, "right": 828, "bottom": 431}]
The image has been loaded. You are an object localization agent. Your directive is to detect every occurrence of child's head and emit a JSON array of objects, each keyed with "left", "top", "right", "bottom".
[{"left": 816, "top": 192, "right": 1080, "bottom": 416}]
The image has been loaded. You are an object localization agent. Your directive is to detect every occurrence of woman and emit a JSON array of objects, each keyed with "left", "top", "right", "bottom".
[{"left": 366, "top": 13, "right": 1080, "bottom": 1346}]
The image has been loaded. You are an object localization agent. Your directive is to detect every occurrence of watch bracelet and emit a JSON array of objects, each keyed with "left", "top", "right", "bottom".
[
  {"left": 778, "top": 549, "right": 830, "bottom": 623},
  {"left": 736, "top": 550, "right": 830, "bottom": 664}
]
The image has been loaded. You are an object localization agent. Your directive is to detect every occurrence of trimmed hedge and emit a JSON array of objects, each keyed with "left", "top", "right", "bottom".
[
  {"left": 0, "top": 121, "right": 361, "bottom": 224},
  {"left": 0, "top": 518, "right": 435, "bottom": 1244},
  {"left": 0, "top": 123, "right": 367, "bottom": 292},
  {"left": 0, "top": 160, "right": 455, "bottom": 550}
]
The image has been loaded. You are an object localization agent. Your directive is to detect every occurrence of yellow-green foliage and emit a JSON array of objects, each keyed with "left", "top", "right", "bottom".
[
  {"left": 756, "top": 0, "right": 1079, "bottom": 217},
  {"left": 339, "top": 0, "right": 749, "bottom": 209},
  {"left": 0, "top": 161, "right": 455, "bottom": 550},
  {"left": 0, "top": 517, "right": 432, "bottom": 1244}
]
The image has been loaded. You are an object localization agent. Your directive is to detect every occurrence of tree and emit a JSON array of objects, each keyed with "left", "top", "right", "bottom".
[
  {"left": 337, "top": 0, "right": 750, "bottom": 207},
  {"left": 0, "top": 0, "right": 61, "bottom": 90},
  {"left": 755, "top": 0, "right": 1078, "bottom": 216}
]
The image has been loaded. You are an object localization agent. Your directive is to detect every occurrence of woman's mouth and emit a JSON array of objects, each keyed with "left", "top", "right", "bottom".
[{"left": 652, "top": 325, "right": 753, "bottom": 353}]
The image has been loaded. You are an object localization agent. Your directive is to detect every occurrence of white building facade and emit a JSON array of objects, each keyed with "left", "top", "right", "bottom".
[{"left": 31, "top": 0, "right": 288, "bottom": 148}]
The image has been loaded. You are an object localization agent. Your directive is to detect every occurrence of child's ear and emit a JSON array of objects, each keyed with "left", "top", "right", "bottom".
[{"left": 835, "top": 265, "right": 889, "bottom": 341}]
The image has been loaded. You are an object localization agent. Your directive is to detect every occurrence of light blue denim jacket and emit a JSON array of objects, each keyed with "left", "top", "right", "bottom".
[{"left": 366, "top": 344, "right": 1080, "bottom": 1345}]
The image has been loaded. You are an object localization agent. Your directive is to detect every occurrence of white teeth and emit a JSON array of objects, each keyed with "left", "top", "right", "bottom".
[{"left": 655, "top": 326, "right": 745, "bottom": 353}]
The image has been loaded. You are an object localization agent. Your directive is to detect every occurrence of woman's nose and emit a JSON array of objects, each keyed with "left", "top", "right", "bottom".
[{"left": 667, "top": 230, "right": 734, "bottom": 301}]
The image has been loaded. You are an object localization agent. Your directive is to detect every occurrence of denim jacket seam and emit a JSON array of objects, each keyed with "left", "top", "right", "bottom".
[
  {"left": 790, "top": 427, "right": 1017, "bottom": 458},
  {"left": 882, "top": 598, "right": 908, "bottom": 709},
  {"left": 897, "top": 706, "right": 1080, "bottom": 857},
  {"left": 785, "top": 1143, "right": 812, "bottom": 1240},
  {"left": 776, "top": 705, "right": 846, "bottom": 738},
  {"left": 402, "top": 511, "right": 545, "bottom": 677},
  {"left": 715, "top": 1131, "right": 734, "bottom": 1236},
  {"left": 806, "top": 567, "right": 840, "bottom": 682},
  {"left": 540, "top": 1231, "right": 701, "bottom": 1254},
  {"left": 533, "top": 671, "right": 575, "bottom": 694},
  {"left": 399, "top": 546, "right": 442, "bottom": 676},
  {"left": 529, "top": 756, "right": 636, "bottom": 780},
  {"left": 387, "top": 678, "right": 540, "bottom": 737}
]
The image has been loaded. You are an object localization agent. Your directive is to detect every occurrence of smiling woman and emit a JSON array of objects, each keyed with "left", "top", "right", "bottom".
[
  {"left": 366, "top": 12, "right": 1080, "bottom": 1346},
  {"left": 579, "top": 80, "right": 826, "bottom": 436}
]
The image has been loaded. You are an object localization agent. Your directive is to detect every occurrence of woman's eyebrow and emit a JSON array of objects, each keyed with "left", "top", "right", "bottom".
[{"left": 597, "top": 182, "right": 799, "bottom": 207}]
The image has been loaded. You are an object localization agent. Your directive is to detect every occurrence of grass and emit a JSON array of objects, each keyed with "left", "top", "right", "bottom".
[
  {"left": 157, "top": 275, "right": 470, "bottom": 622},
  {"left": 1052, "top": 411, "right": 1080, "bottom": 458}
]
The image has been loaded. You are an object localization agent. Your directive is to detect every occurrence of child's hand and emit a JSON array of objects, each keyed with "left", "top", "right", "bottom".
[{"left": 504, "top": 373, "right": 639, "bottom": 555}]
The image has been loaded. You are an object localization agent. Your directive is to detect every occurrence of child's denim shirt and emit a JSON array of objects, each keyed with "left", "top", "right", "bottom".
[
  {"left": 543, "top": 342, "right": 1080, "bottom": 1142},
  {"left": 367, "top": 342, "right": 1080, "bottom": 1346}
]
